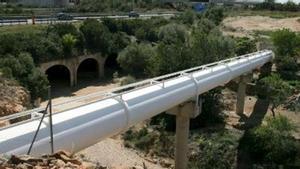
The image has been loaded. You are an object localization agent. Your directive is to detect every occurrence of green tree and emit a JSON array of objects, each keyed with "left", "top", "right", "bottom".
[
  {"left": 258, "top": 74, "right": 292, "bottom": 117},
  {"left": 158, "top": 23, "right": 188, "bottom": 44},
  {"left": 80, "top": 19, "right": 112, "bottom": 55},
  {"left": 110, "top": 32, "right": 131, "bottom": 55},
  {"left": 190, "top": 28, "right": 235, "bottom": 65},
  {"left": 117, "top": 43, "right": 155, "bottom": 77},
  {"left": 150, "top": 23, "right": 191, "bottom": 76}
]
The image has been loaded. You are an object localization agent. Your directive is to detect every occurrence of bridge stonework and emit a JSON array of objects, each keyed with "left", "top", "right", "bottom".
[{"left": 39, "top": 53, "right": 107, "bottom": 87}]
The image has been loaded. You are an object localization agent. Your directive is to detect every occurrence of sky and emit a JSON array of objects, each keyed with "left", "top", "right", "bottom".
[
  {"left": 241, "top": 0, "right": 300, "bottom": 3},
  {"left": 274, "top": 0, "right": 300, "bottom": 3},
  {"left": 262, "top": 0, "right": 300, "bottom": 3}
]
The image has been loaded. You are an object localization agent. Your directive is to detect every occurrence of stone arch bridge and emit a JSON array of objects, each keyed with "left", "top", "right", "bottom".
[{"left": 39, "top": 53, "right": 107, "bottom": 87}]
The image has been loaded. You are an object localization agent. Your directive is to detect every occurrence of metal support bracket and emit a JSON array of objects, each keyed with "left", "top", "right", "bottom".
[
  {"left": 150, "top": 80, "right": 165, "bottom": 88},
  {"left": 109, "top": 93, "right": 131, "bottom": 127}
]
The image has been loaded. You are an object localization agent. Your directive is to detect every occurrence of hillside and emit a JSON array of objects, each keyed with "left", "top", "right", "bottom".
[{"left": 0, "top": 75, "right": 30, "bottom": 126}]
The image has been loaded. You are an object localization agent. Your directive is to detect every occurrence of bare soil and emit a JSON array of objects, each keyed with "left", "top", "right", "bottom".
[{"left": 222, "top": 16, "right": 300, "bottom": 37}]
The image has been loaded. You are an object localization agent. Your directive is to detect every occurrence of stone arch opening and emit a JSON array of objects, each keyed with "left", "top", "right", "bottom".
[
  {"left": 77, "top": 58, "right": 99, "bottom": 83},
  {"left": 104, "top": 55, "right": 121, "bottom": 78},
  {"left": 46, "top": 65, "right": 71, "bottom": 88}
]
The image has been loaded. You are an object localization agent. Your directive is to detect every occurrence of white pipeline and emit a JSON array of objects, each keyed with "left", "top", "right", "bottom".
[{"left": 0, "top": 50, "right": 273, "bottom": 156}]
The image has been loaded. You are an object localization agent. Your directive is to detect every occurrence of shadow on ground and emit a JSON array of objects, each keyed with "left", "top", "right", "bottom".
[
  {"left": 236, "top": 98, "right": 270, "bottom": 169},
  {"left": 49, "top": 77, "right": 114, "bottom": 99}
]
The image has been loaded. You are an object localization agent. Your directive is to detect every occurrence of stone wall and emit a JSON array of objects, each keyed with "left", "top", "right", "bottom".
[{"left": 39, "top": 53, "right": 107, "bottom": 87}]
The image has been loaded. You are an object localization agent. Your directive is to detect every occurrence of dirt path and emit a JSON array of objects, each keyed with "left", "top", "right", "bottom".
[{"left": 223, "top": 16, "right": 300, "bottom": 37}]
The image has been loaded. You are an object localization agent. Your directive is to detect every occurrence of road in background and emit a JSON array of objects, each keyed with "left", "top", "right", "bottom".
[{"left": 0, "top": 13, "right": 176, "bottom": 26}]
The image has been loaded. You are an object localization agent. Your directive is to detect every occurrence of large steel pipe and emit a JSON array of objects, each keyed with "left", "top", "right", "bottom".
[{"left": 0, "top": 50, "right": 273, "bottom": 156}]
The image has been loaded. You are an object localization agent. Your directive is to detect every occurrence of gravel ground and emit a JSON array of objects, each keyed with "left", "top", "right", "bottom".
[{"left": 78, "top": 137, "right": 168, "bottom": 169}]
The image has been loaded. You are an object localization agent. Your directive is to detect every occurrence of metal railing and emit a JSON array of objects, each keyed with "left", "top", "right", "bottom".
[{"left": 0, "top": 50, "right": 270, "bottom": 126}]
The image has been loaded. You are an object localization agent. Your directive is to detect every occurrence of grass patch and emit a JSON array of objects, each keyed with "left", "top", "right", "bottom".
[
  {"left": 0, "top": 24, "right": 46, "bottom": 34},
  {"left": 253, "top": 30, "right": 275, "bottom": 37}
]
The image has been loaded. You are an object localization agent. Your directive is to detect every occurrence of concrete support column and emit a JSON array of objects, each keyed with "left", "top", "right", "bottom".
[
  {"left": 175, "top": 111, "right": 190, "bottom": 169},
  {"left": 235, "top": 74, "right": 252, "bottom": 115},
  {"left": 70, "top": 66, "right": 77, "bottom": 87},
  {"left": 167, "top": 99, "right": 201, "bottom": 169},
  {"left": 236, "top": 81, "right": 246, "bottom": 115},
  {"left": 73, "top": 69, "right": 78, "bottom": 86},
  {"left": 70, "top": 71, "right": 75, "bottom": 87},
  {"left": 98, "top": 56, "right": 107, "bottom": 78}
]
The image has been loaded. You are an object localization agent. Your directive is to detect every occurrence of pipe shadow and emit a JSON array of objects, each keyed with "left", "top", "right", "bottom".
[
  {"left": 236, "top": 99, "right": 270, "bottom": 169},
  {"left": 49, "top": 77, "right": 114, "bottom": 99},
  {"left": 241, "top": 99, "right": 270, "bottom": 129}
]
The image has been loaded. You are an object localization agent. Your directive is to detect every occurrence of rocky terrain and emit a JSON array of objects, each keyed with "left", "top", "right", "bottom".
[
  {"left": 0, "top": 76, "right": 30, "bottom": 127},
  {"left": 0, "top": 151, "right": 99, "bottom": 169},
  {"left": 0, "top": 77, "right": 30, "bottom": 117}
]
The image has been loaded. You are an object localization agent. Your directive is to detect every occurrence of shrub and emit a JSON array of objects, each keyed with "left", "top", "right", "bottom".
[
  {"left": 242, "top": 116, "right": 299, "bottom": 165},
  {"left": 0, "top": 53, "right": 48, "bottom": 100},
  {"left": 203, "top": 6, "right": 225, "bottom": 25},
  {"left": 234, "top": 37, "right": 257, "bottom": 56},
  {"left": 120, "top": 75, "right": 137, "bottom": 86},
  {"left": 189, "top": 131, "right": 240, "bottom": 169},
  {"left": 123, "top": 126, "right": 174, "bottom": 157},
  {"left": 271, "top": 29, "right": 300, "bottom": 57}
]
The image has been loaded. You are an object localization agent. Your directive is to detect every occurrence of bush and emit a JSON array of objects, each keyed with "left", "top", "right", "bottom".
[
  {"left": 123, "top": 126, "right": 174, "bottom": 157},
  {"left": 0, "top": 53, "right": 48, "bottom": 100},
  {"left": 189, "top": 131, "right": 240, "bottom": 169},
  {"left": 234, "top": 37, "right": 257, "bottom": 56},
  {"left": 272, "top": 29, "right": 300, "bottom": 57},
  {"left": 271, "top": 29, "right": 300, "bottom": 80},
  {"left": 242, "top": 116, "right": 299, "bottom": 165},
  {"left": 203, "top": 6, "right": 225, "bottom": 25},
  {"left": 120, "top": 75, "right": 137, "bottom": 86}
]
